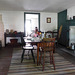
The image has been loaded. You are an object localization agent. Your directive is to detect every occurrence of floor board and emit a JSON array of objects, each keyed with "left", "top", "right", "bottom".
[
  {"left": 0, "top": 47, "right": 13, "bottom": 75},
  {"left": 0, "top": 46, "right": 75, "bottom": 75}
]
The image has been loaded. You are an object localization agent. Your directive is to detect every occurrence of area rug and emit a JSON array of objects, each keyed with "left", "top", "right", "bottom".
[{"left": 8, "top": 48, "right": 75, "bottom": 75}]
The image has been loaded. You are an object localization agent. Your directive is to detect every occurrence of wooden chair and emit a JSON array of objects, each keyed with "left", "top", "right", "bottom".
[
  {"left": 42, "top": 38, "right": 55, "bottom": 53},
  {"left": 57, "top": 25, "right": 62, "bottom": 45},
  {"left": 42, "top": 38, "right": 55, "bottom": 42},
  {"left": 38, "top": 40, "right": 55, "bottom": 71},
  {"left": 21, "top": 37, "right": 35, "bottom": 63}
]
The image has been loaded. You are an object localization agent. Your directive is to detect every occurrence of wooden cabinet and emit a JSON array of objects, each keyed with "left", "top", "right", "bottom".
[{"left": 4, "top": 33, "right": 24, "bottom": 46}]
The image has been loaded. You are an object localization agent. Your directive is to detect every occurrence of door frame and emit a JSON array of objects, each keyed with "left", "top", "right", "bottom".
[{"left": 24, "top": 12, "right": 40, "bottom": 36}]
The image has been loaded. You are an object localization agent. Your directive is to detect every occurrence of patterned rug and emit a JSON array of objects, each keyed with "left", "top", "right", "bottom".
[{"left": 8, "top": 48, "right": 75, "bottom": 75}]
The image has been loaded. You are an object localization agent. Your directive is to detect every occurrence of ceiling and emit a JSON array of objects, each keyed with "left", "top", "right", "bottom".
[{"left": 0, "top": 0, "right": 75, "bottom": 13}]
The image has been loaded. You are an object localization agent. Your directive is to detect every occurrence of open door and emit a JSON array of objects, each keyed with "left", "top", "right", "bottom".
[{"left": 24, "top": 13, "right": 40, "bottom": 36}]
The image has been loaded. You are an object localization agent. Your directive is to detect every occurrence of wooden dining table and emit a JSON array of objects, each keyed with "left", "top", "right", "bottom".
[{"left": 23, "top": 36, "right": 41, "bottom": 65}]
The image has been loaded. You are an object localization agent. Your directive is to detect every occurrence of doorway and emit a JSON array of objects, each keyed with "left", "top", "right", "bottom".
[{"left": 24, "top": 13, "right": 40, "bottom": 36}]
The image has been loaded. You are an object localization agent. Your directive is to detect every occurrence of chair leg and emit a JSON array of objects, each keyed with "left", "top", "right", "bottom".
[
  {"left": 52, "top": 51, "right": 55, "bottom": 70},
  {"left": 42, "top": 51, "right": 45, "bottom": 71},
  {"left": 39, "top": 51, "right": 42, "bottom": 65},
  {"left": 21, "top": 49, "right": 25, "bottom": 63},
  {"left": 50, "top": 51, "right": 52, "bottom": 64},
  {"left": 50, "top": 51, "right": 55, "bottom": 70},
  {"left": 50, "top": 51, "right": 53, "bottom": 64},
  {"left": 28, "top": 50, "right": 30, "bottom": 56},
  {"left": 31, "top": 50, "right": 35, "bottom": 63}
]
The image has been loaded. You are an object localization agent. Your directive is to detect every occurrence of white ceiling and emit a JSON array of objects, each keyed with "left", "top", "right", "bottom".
[{"left": 0, "top": 0, "right": 75, "bottom": 12}]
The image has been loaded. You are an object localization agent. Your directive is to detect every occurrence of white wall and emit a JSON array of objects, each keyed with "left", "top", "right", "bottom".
[
  {"left": 0, "top": 11, "right": 57, "bottom": 47},
  {"left": 67, "top": 6, "right": 75, "bottom": 20},
  {"left": 40, "top": 12, "right": 57, "bottom": 32},
  {"left": 67, "top": 6, "right": 75, "bottom": 46},
  {"left": 0, "top": 11, "right": 24, "bottom": 32},
  {"left": 0, "top": 11, "right": 57, "bottom": 32},
  {"left": 0, "top": 14, "right": 4, "bottom": 47}
]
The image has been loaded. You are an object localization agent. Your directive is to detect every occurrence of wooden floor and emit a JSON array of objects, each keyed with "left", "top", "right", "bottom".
[
  {"left": 56, "top": 46, "right": 75, "bottom": 65},
  {"left": 0, "top": 47, "right": 13, "bottom": 75},
  {"left": 0, "top": 45, "right": 75, "bottom": 75}
]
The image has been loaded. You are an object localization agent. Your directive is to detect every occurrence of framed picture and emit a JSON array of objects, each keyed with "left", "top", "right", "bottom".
[{"left": 47, "top": 17, "right": 51, "bottom": 23}]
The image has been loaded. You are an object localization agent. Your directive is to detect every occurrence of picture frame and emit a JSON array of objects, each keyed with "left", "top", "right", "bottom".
[{"left": 47, "top": 17, "right": 51, "bottom": 23}]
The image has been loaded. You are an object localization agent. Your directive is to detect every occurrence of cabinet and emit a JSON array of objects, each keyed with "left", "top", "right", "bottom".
[{"left": 4, "top": 33, "right": 24, "bottom": 46}]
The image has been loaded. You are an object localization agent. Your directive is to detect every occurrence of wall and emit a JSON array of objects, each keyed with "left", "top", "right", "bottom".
[
  {"left": 0, "top": 11, "right": 57, "bottom": 47},
  {"left": 0, "top": 11, "right": 57, "bottom": 33},
  {"left": 0, "top": 14, "right": 4, "bottom": 47},
  {"left": 0, "top": 11, "right": 24, "bottom": 32},
  {"left": 40, "top": 12, "right": 57, "bottom": 32},
  {"left": 67, "top": 6, "right": 75, "bottom": 20},
  {"left": 67, "top": 6, "right": 75, "bottom": 46}
]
